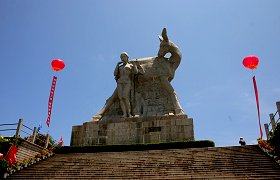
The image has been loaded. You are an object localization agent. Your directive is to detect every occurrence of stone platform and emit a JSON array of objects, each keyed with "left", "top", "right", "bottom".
[{"left": 71, "top": 115, "right": 194, "bottom": 146}]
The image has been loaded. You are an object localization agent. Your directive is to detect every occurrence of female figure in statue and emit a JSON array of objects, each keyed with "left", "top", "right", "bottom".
[{"left": 114, "top": 52, "right": 138, "bottom": 118}]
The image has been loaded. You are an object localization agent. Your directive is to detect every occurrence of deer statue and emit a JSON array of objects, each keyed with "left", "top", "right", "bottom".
[
  {"left": 93, "top": 28, "right": 184, "bottom": 121},
  {"left": 156, "top": 28, "right": 184, "bottom": 115}
]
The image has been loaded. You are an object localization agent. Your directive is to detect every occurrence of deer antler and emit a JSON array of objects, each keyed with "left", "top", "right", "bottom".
[{"left": 162, "top": 28, "right": 169, "bottom": 41}]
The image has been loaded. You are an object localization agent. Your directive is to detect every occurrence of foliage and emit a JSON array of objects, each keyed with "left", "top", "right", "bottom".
[
  {"left": 257, "top": 139, "right": 275, "bottom": 153},
  {"left": 46, "top": 135, "right": 56, "bottom": 147},
  {"left": 23, "top": 159, "right": 30, "bottom": 165},
  {"left": 268, "top": 122, "right": 280, "bottom": 156},
  {"left": 56, "top": 140, "right": 215, "bottom": 154},
  {"left": 257, "top": 122, "right": 280, "bottom": 165},
  {"left": 13, "top": 161, "right": 21, "bottom": 169},
  {"left": 40, "top": 149, "right": 49, "bottom": 156},
  {"left": 0, "top": 159, "right": 9, "bottom": 176},
  {"left": 48, "top": 146, "right": 54, "bottom": 153},
  {"left": 35, "top": 152, "right": 42, "bottom": 158},
  {"left": 10, "top": 136, "right": 21, "bottom": 147},
  {"left": 0, "top": 136, "right": 10, "bottom": 155},
  {"left": 0, "top": 136, "right": 20, "bottom": 155}
]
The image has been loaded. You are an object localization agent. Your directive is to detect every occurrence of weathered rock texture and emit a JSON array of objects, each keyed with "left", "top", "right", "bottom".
[{"left": 71, "top": 115, "right": 194, "bottom": 146}]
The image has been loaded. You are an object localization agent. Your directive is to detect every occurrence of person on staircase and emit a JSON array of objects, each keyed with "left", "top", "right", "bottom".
[{"left": 239, "top": 137, "right": 246, "bottom": 146}]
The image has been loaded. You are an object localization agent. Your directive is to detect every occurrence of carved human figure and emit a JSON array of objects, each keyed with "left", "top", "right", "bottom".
[{"left": 114, "top": 52, "right": 138, "bottom": 117}]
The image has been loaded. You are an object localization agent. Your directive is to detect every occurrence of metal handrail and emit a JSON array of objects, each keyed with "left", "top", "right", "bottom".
[
  {"left": 0, "top": 123, "right": 17, "bottom": 135},
  {"left": 0, "top": 121, "right": 33, "bottom": 138},
  {"left": 267, "top": 111, "right": 278, "bottom": 127},
  {"left": 0, "top": 123, "right": 17, "bottom": 126},
  {"left": 267, "top": 110, "right": 279, "bottom": 129},
  {"left": 20, "top": 129, "right": 32, "bottom": 136},
  {"left": 0, "top": 129, "right": 17, "bottom": 132},
  {"left": 276, "top": 117, "right": 280, "bottom": 124},
  {"left": 0, "top": 119, "right": 50, "bottom": 149},
  {"left": 22, "top": 124, "right": 33, "bottom": 131}
]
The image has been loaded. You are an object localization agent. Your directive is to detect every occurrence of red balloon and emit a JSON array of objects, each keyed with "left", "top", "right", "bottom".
[
  {"left": 243, "top": 55, "right": 259, "bottom": 70},
  {"left": 51, "top": 59, "right": 65, "bottom": 71},
  {"left": 0, "top": 153, "right": 3, "bottom": 159}
]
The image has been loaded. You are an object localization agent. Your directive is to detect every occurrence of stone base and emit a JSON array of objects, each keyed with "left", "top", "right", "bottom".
[{"left": 71, "top": 115, "right": 194, "bottom": 146}]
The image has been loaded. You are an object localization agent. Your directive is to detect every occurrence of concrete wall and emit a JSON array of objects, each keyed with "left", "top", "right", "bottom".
[{"left": 71, "top": 115, "right": 194, "bottom": 146}]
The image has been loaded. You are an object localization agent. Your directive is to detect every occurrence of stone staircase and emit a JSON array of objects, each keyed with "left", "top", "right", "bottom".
[{"left": 8, "top": 145, "right": 280, "bottom": 179}]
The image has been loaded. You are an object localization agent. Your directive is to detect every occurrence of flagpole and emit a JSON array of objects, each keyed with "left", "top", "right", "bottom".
[{"left": 252, "top": 76, "right": 263, "bottom": 139}]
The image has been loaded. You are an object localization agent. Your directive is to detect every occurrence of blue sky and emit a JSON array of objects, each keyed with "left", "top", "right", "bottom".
[{"left": 0, "top": 0, "right": 279, "bottom": 147}]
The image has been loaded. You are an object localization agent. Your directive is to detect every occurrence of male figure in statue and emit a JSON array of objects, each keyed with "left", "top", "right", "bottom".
[{"left": 114, "top": 52, "right": 138, "bottom": 118}]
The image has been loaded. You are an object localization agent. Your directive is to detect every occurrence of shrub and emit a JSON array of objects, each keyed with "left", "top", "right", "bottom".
[
  {"left": 40, "top": 149, "right": 49, "bottom": 156},
  {"left": 35, "top": 152, "right": 42, "bottom": 158},
  {"left": 268, "top": 122, "right": 280, "bottom": 156},
  {"left": 0, "top": 136, "right": 11, "bottom": 155},
  {"left": 22, "top": 159, "right": 30, "bottom": 165},
  {"left": 0, "top": 159, "right": 9, "bottom": 176}
]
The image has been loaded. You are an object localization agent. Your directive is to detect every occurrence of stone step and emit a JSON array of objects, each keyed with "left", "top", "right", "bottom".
[{"left": 7, "top": 145, "right": 280, "bottom": 179}]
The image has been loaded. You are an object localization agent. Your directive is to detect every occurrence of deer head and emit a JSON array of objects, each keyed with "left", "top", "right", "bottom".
[
  {"left": 157, "top": 28, "right": 182, "bottom": 71},
  {"left": 158, "top": 28, "right": 172, "bottom": 57}
]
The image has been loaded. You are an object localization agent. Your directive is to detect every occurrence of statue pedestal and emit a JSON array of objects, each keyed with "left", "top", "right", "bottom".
[{"left": 71, "top": 115, "right": 194, "bottom": 146}]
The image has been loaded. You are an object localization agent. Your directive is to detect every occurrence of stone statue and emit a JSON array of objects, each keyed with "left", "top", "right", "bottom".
[
  {"left": 71, "top": 28, "right": 194, "bottom": 146},
  {"left": 114, "top": 52, "right": 142, "bottom": 118},
  {"left": 93, "top": 28, "right": 184, "bottom": 121}
]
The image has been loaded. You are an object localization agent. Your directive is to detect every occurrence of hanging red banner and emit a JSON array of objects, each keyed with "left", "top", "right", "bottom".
[
  {"left": 46, "top": 76, "right": 57, "bottom": 127},
  {"left": 252, "top": 76, "right": 263, "bottom": 139}
]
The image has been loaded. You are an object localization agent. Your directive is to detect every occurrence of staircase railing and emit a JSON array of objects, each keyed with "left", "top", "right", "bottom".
[
  {"left": 0, "top": 119, "right": 49, "bottom": 148},
  {"left": 264, "top": 101, "right": 280, "bottom": 139},
  {"left": 0, "top": 122, "right": 18, "bottom": 134}
]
